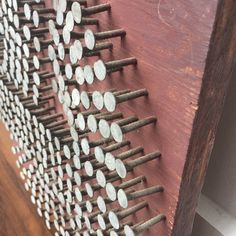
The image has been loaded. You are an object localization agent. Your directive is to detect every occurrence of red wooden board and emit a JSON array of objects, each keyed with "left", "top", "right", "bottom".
[{"left": 45, "top": 0, "right": 218, "bottom": 235}]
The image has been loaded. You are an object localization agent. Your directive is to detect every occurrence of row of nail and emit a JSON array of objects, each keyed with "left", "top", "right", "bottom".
[
  {"left": 50, "top": 57, "right": 136, "bottom": 85},
  {"left": 54, "top": 88, "right": 147, "bottom": 115},
  {"left": 0, "top": 79, "right": 155, "bottom": 142}
]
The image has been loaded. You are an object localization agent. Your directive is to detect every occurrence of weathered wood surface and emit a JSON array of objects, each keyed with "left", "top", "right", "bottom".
[
  {"left": 173, "top": 1, "right": 236, "bottom": 235},
  {"left": 1, "top": 0, "right": 235, "bottom": 235},
  {"left": 0, "top": 123, "right": 52, "bottom": 236}
]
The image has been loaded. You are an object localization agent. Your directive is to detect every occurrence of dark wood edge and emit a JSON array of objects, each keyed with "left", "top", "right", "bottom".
[{"left": 172, "top": 1, "right": 236, "bottom": 235}]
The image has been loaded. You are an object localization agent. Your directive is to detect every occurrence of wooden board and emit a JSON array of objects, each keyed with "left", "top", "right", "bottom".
[
  {"left": 2, "top": 0, "right": 236, "bottom": 235},
  {"left": 58, "top": 0, "right": 218, "bottom": 235},
  {"left": 173, "top": 1, "right": 236, "bottom": 235},
  {"left": 0, "top": 123, "right": 52, "bottom": 236},
  {"left": 71, "top": 0, "right": 235, "bottom": 235}
]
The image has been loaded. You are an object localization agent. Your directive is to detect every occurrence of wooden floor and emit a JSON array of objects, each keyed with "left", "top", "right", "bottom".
[{"left": 0, "top": 123, "right": 52, "bottom": 236}]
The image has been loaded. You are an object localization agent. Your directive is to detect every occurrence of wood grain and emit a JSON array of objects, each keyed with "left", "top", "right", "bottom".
[
  {"left": 0, "top": 123, "right": 52, "bottom": 236},
  {"left": 173, "top": 1, "right": 236, "bottom": 235}
]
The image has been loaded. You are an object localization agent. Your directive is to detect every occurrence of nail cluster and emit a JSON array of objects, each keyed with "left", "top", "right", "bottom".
[{"left": 0, "top": 0, "right": 166, "bottom": 235}]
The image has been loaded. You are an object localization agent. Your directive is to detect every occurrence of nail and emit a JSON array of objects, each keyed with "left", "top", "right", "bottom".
[
  {"left": 97, "top": 56, "right": 136, "bottom": 79},
  {"left": 111, "top": 116, "right": 156, "bottom": 143},
  {"left": 32, "top": 84, "right": 52, "bottom": 98},
  {"left": 124, "top": 214, "right": 166, "bottom": 235},
  {"left": 71, "top": 88, "right": 80, "bottom": 106},
  {"left": 96, "top": 169, "right": 120, "bottom": 188},
  {"left": 80, "top": 91, "right": 92, "bottom": 110},
  {"left": 47, "top": 44, "right": 58, "bottom": 61},
  {"left": 72, "top": 40, "right": 112, "bottom": 63},
  {"left": 84, "top": 182, "right": 102, "bottom": 198},
  {"left": 62, "top": 141, "right": 77, "bottom": 159},
  {"left": 64, "top": 63, "right": 78, "bottom": 80},
  {"left": 62, "top": 25, "right": 84, "bottom": 45},
  {"left": 68, "top": 16, "right": 99, "bottom": 40},
  {"left": 23, "top": 25, "right": 49, "bottom": 41},
  {"left": 33, "top": 55, "right": 51, "bottom": 70},
  {"left": 65, "top": 201, "right": 77, "bottom": 216},
  {"left": 116, "top": 150, "right": 161, "bottom": 178},
  {"left": 118, "top": 185, "right": 164, "bottom": 208},
  {"left": 85, "top": 197, "right": 105, "bottom": 214},
  {"left": 65, "top": 108, "right": 78, "bottom": 126},
  {"left": 71, "top": 2, "right": 110, "bottom": 24},
  {"left": 33, "top": 71, "right": 55, "bottom": 86},
  {"left": 34, "top": 37, "right": 53, "bottom": 52},
  {"left": 108, "top": 201, "right": 148, "bottom": 229},
  {"left": 64, "top": 11, "right": 75, "bottom": 31},
  {"left": 56, "top": 43, "right": 70, "bottom": 62},
  {"left": 104, "top": 88, "right": 147, "bottom": 112},
  {"left": 23, "top": 3, "right": 33, "bottom": 20},
  {"left": 85, "top": 28, "right": 125, "bottom": 50},
  {"left": 96, "top": 195, "right": 114, "bottom": 214},
  {"left": 84, "top": 160, "right": 105, "bottom": 177},
  {"left": 13, "top": 15, "right": 31, "bottom": 29}
]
